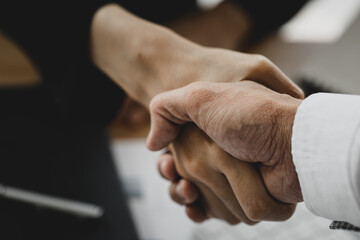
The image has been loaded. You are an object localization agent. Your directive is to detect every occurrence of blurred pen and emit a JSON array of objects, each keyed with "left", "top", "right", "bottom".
[{"left": 0, "top": 183, "right": 103, "bottom": 218}]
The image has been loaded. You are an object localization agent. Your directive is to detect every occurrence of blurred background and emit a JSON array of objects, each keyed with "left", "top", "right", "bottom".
[
  {"left": 1, "top": 0, "right": 360, "bottom": 239},
  {"left": 110, "top": 0, "right": 360, "bottom": 239}
]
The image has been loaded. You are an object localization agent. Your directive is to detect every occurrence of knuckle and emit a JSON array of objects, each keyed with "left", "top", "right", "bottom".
[
  {"left": 250, "top": 54, "right": 274, "bottom": 74},
  {"left": 244, "top": 200, "right": 267, "bottom": 221},
  {"left": 273, "top": 203, "right": 296, "bottom": 221},
  {"left": 282, "top": 208, "right": 295, "bottom": 221},
  {"left": 255, "top": 55, "right": 271, "bottom": 67},
  {"left": 187, "top": 81, "right": 205, "bottom": 91},
  {"left": 259, "top": 97, "right": 278, "bottom": 117},
  {"left": 186, "top": 206, "right": 208, "bottom": 223},
  {"left": 225, "top": 216, "right": 241, "bottom": 226},
  {"left": 157, "top": 158, "right": 166, "bottom": 178},
  {"left": 149, "top": 95, "right": 162, "bottom": 113},
  {"left": 186, "top": 82, "right": 211, "bottom": 102},
  {"left": 169, "top": 184, "right": 185, "bottom": 205},
  {"left": 245, "top": 220, "right": 259, "bottom": 226},
  {"left": 261, "top": 97, "right": 276, "bottom": 112},
  {"left": 186, "top": 83, "right": 204, "bottom": 101},
  {"left": 246, "top": 210, "right": 264, "bottom": 222},
  {"left": 157, "top": 154, "right": 175, "bottom": 181},
  {"left": 250, "top": 96, "right": 278, "bottom": 123},
  {"left": 182, "top": 181, "right": 198, "bottom": 199}
]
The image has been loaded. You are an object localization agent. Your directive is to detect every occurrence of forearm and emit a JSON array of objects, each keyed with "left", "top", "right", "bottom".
[
  {"left": 90, "top": 3, "right": 302, "bottom": 110},
  {"left": 91, "top": 4, "right": 204, "bottom": 107}
]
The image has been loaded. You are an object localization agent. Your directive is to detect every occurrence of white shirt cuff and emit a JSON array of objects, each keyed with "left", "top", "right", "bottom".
[{"left": 292, "top": 93, "right": 360, "bottom": 226}]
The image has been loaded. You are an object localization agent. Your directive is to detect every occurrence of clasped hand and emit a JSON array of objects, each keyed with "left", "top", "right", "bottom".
[
  {"left": 92, "top": 3, "right": 305, "bottom": 226},
  {"left": 147, "top": 80, "right": 304, "bottom": 224}
]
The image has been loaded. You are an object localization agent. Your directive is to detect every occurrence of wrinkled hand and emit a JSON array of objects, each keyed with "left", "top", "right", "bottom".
[
  {"left": 148, "top": 81, "right": 303, "bottom": 204},
  {"left": 162, "top": 123, "right": 296, "bottom": 224}
]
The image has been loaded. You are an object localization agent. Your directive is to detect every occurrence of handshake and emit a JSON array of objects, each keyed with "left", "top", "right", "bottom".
[
  {"left": 146, "top": 57, "right": 304, "bottom": 225},
  {"left": 92, "top": 5, "right": 306, "bottom": 224},
  {"left": 94, "top": 4, "right": 359, "bottom": 229}
]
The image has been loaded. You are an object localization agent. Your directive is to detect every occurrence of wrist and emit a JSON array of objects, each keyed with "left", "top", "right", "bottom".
[
  {"left": 259, "top": 96, "right": 303, "bottom": 203},
  {"left": 91, "top": 4, "right": 205, "bottom": 107},
  {"left": 284, "top": 98, "right": 302, "bottom": 161},
  {"left": 281, "top": 97, "right": 303, "bottom": 202},
  {"left": 127, "top": 31, "right": 205, "bottom": 104}
]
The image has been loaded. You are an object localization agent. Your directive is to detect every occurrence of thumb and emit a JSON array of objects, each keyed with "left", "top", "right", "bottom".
[
  {"left": 247, "top": 57, "right": 304, "bottom": 99},
  {"left": 146, "top": 88, "right": 191, "bottom": 151}
]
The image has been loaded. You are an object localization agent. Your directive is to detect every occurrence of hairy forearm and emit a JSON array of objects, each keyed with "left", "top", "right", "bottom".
[{"left": 90, "top": 4, "right": 205, "bottom": 106}]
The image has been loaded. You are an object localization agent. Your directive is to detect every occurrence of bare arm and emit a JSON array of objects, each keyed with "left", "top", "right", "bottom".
[
  {"left": 90, "top": 3, "right": 302, "bottom": 107},
  {"left": 91, "top": 4, "right": 203, "bottom": 105},
  {"left": 90, "top": 3, "right": 303, "bottom": 224}
]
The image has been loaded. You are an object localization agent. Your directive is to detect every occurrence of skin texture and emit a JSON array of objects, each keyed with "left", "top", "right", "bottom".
[
  {"left": 90, "top": 4, "right": 303, "bottom": 106},
  {"left": 147, "top": 81, "right": 303, "bottom": 221},
  {"left": 90, "top": 4, "right": 304, "bottom": 224},
  {"left": 112, "top": 0, "right": 252, "bottom": 128},
  {"left": 170, "top": 123, "right": 296, "bottom": 224}
]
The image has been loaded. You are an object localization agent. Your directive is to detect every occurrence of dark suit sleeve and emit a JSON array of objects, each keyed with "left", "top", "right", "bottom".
[
  {"left": 0, "top": 0, "right": 200, "bottom": 125},
  {"left": 0, "top": 0, "right": 107, "bottom": 78},
  {"left": 0, "top": 0, "right": 125, "bottom": 125},
  {"left": 233, "top": 0, "right": 308, "bottom": 40}
]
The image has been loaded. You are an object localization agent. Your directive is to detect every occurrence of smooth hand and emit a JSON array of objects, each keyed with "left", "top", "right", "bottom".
[{"left": 91, "top": 4, "right": 303, "bottom": 106}]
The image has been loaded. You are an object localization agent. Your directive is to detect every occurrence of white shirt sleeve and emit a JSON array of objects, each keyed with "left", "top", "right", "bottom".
[{"left": 292, "top": 93, "right": 360, "bottom": 226}]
